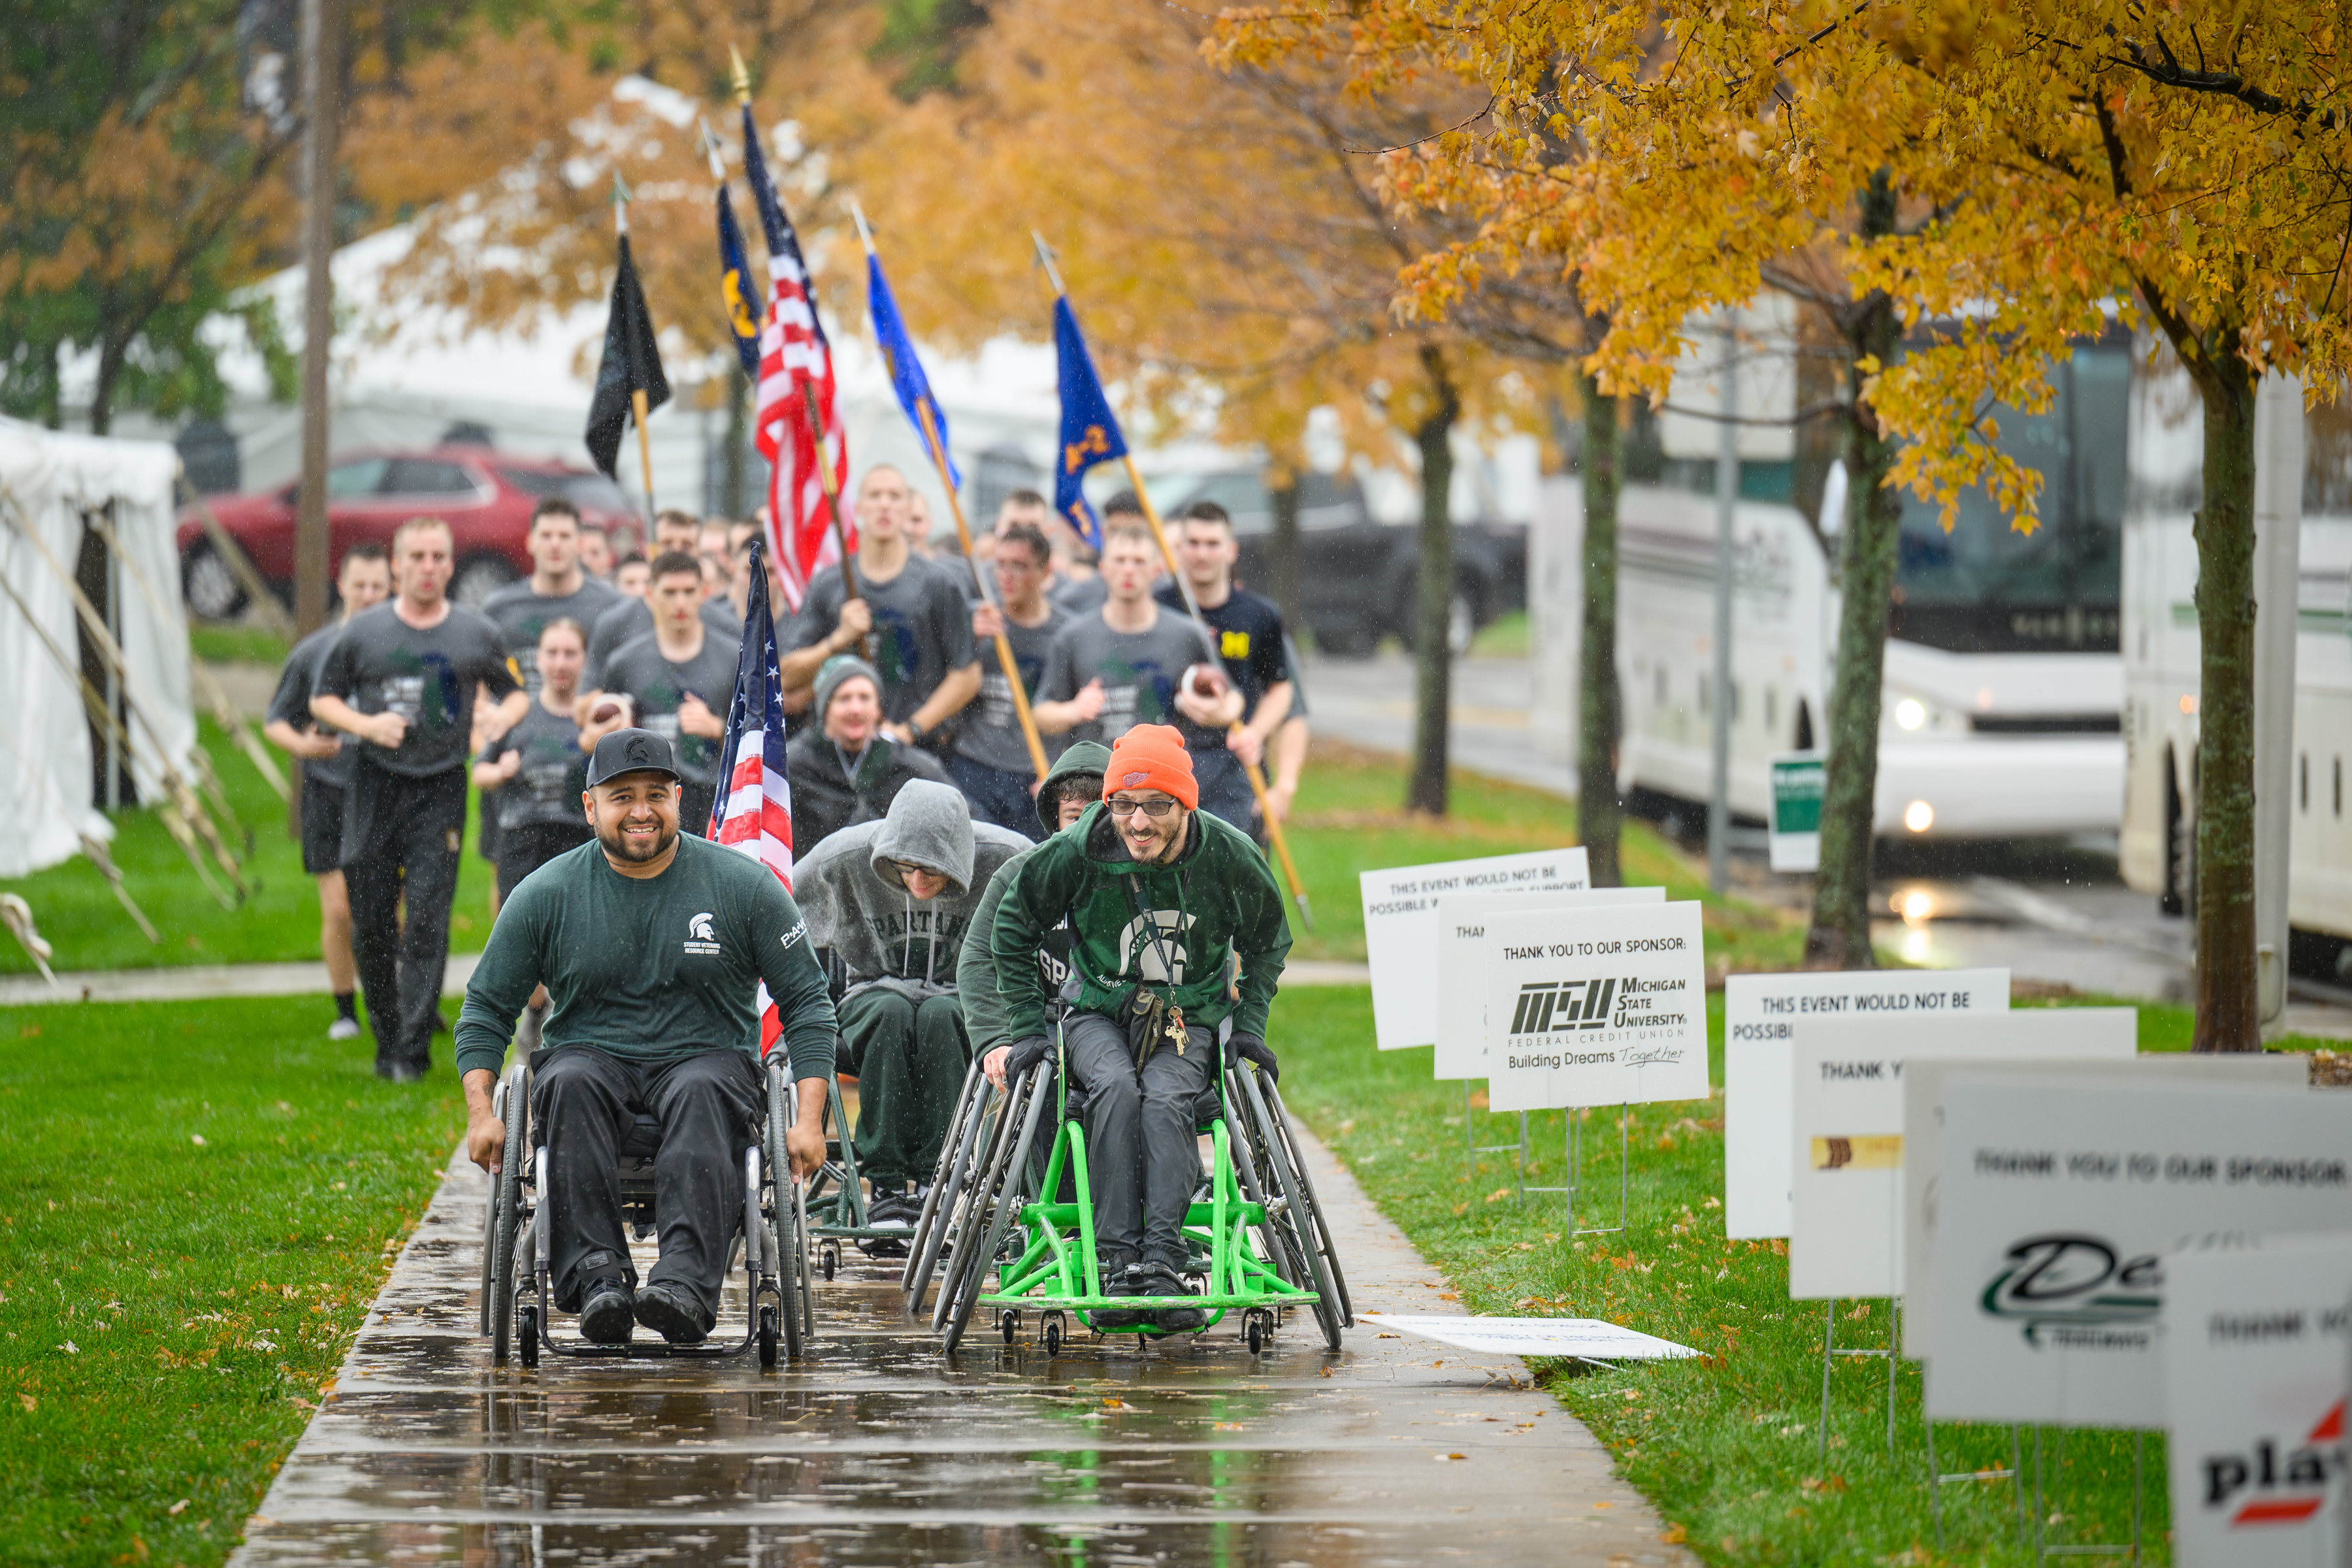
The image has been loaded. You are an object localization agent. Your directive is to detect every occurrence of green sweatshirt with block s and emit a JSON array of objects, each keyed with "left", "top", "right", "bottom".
[
  {"left": 453, "top": 833, "right": 837, "bottom": 1082},
  {"left": 989, "top": 802, "right": 1290, "bottom": 1043}
]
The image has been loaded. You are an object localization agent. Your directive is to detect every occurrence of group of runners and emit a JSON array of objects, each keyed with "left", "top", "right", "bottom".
[{"left": 262, "top": 466, "right": 1307, "bottom": 1344}]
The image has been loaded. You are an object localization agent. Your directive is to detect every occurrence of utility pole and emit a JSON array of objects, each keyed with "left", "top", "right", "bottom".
[
  {"left": 1708, "top": 315, "right": 1738, "bottom": 894},
  {"left": 294, "top": 0, "right": 338, "bottom": 640},
  {"left": 2252, "top": 372, "right": 2303, "bottom": 1041}
]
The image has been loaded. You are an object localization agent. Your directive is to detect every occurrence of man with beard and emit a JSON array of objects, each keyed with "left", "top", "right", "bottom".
[{"left": 453, "top": 729, "right": 838, "bottom": 1347}]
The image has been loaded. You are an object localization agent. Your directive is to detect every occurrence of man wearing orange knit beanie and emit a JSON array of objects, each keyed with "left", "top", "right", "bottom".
[{"left": 985, "top": 724, "right": 1291, "bottom": 1333}]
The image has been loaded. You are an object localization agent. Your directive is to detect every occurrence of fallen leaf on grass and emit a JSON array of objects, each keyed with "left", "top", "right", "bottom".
[
  {"left": 167, "top": 1501, "right": 188, "bottom": 1516},
  {"left": 56, "top": 1341, "right": 76, "bottom": 1355},
  {"left": 1661, "top": 1524, "right": 1687, "bottom": 1543},
  {"left": 17, "top": 1394, "right": 34, "bottom": 1412},
  {"left": 190, "top": 1135, "right": 206, "bottom": 1147},
  {"left": 1484, "top": 1187, "right": 1512, "bottom": 1203}
]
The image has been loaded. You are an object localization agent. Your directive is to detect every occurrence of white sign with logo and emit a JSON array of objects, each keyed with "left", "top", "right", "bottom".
[
  {"left": 1361, "top": 1312, "right": 1702, "bottom": 1362},
  {"left": 1360, "top": 848, "right": 1590, "bottom": 1050},
  {"left": 1430, "top": 887, "right": 1665, "bottom": 1081},
  {"left": 1724, "top": 968, "right": 2008, "bottom": 1241},
  {"left": 1786, "top": 1010, "right": 2136, "bottom": 1300},
  {"left": 1924, "top": 1077, "right": 2352, "bottom": 1428},
  {"left": 1901, "top": 1053, "right": 2312, "bottom": 1359},
  {"left": 1482, "top": 901, "right": 1709, "bottom": 1112},
  {"left": 2163, "top": 1231, "right": 2352, "bottom": 1568}
]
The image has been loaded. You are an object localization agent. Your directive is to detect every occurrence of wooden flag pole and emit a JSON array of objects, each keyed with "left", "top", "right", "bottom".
[
  {"left": 630, "top": 388, "right": 656, "bottom": 516},
  {"left": 802, "top": 394, "right": 873, "bottom": 664},
  {"left": 919, "top": 399, "right": 1052, "bottom": 779}
]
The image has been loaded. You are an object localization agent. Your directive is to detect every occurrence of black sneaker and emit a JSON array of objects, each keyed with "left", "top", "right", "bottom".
[
  {"left": 1141, "top": 1267, "right": 1205, "bottom": 1333},
  {"left": 1090, "top": 1258, "right": 1149, "bottom": 1330},
  {"left": 858, "top": 1190, "right": 913, "bottom": 1258},
  {"left": 632, "top": 1281, "right": 710, "bottom": 1345},
  {"left": 578, "top": 1277, "right": 634, "bottom": 1345}
]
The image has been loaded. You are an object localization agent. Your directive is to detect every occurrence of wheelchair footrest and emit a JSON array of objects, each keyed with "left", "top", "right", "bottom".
[{"left": 978, "top": 1291, "right": 1316, "bottom": 1311}]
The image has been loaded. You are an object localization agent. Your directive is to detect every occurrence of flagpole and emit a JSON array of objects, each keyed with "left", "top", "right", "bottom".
[
  {"left": 1032, "top": 233, "right": 1315, "bottom": 932},
  {"left": 856, "top": 201, "right": 1051, "bottom": 780},
  {"left": 803, "top": 395, "right": 872, "bottom": 664},
  {"left": 615, "top": 184, "right": 657, "bottom": 514}
]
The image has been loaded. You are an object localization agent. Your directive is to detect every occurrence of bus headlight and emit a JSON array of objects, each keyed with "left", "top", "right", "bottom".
[
  {"left": 1895, "top": 698, "right": 1927, "bottom": 731},
  {"left": 1904, "top": 799, "right": 1935, "bottom": 834}
]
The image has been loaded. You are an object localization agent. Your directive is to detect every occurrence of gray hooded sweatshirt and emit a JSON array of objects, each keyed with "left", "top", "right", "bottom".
[{"left": 796, "top": 779, "right": 1032, "bottom": 1006}]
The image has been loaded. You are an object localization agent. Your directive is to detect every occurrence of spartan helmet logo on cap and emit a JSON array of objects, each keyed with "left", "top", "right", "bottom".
[{"left": 627, "top": 734, "right": 660, "bottom": 767}]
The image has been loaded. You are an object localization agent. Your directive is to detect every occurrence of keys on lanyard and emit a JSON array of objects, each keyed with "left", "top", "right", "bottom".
[{"left": 1166, "top": 1004, "right": 1187, "bottom": 1056}]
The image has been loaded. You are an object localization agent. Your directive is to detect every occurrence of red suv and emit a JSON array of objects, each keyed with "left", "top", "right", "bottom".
[{"left": 176, "top": 447, "right": 642, "bottom": 619}]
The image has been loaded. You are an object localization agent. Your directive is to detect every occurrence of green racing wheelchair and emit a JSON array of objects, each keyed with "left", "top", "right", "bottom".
[{"left": 908, "top": 1023, "right": 1352, "bottom": 1356}]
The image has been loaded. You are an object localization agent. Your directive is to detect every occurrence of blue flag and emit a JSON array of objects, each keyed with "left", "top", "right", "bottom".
[
  {"left": 866, "top": 251, "right": 960, "bottom": 488},
  {"left": 715, "top": 187, "right": 761, "bottom": 380},
  {"left": 1053, "top": 296, "right": 1128, "bottom": 550}
]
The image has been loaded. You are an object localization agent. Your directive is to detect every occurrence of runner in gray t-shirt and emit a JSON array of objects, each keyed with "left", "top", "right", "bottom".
[
  {"left": 950, "top": 521, "right": 1068, "bottom": 840},
  {"left": 583, "top": 553, "right": 740, "bottom": 837},
  {"left": 1033, "top": 527, "right": 1230, "bottom": 755}
]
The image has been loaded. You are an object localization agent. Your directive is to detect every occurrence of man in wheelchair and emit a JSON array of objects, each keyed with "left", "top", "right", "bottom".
[
  {"left": 983, "top": 724, "right": 1290, "bottom": 1330},
  {"left": 454, "top": 728, "right": 836, "bottom": 1347},
  {"left": 797, "top": 780, "right": 1031, "bottom": 1249}
]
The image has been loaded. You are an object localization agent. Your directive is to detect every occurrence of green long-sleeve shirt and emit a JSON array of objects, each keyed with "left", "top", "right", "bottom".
[{"left": 453, "top": 834, "right": 837, "bottom": 1083}]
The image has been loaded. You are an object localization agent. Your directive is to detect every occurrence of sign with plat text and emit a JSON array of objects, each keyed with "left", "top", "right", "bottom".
[
  {"left": 1360, "top": 848, "right": 1589, "bottom": 1050},
  {"left": 1431, "top": 886, "right": 1665, "bottom": 1081}
]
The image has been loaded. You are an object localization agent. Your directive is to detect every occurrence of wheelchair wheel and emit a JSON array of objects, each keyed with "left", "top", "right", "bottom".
[
  {"left": 939, "top": 1066, "right": 1050, "bottom": 1353},
  {"left": 489, "top": 1064, "right": 529, "bottom": 1365},
  {"left": 757, "top": 1303, "right": 780, "bottom": 1368},
  {"left": 765, "top": 1065, "right": 805, "bottom": 1360},
  {"left": 478, "top": 1075, "right": 509, "bottom": 1336},
  {"left": 928, "top": 1066, "right": 1031, "bottom": 1337},
  {"left": 904, "top": 1065, "right": 993, "bottom": 1316},
  {"left": 1260, "top": 1075, "right": 1353, "bottom": 1326},
  {"left": 517, "top": 1303, "right": 540, "bottom": 1368},
  {"left": 1233, "top": 1066, "right": 1343, "bottom": 1352}
]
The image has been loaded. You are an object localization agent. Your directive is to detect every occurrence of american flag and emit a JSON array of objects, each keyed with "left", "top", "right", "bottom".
[
  {"left": 741, "top": 102, "right": 850, "bottom": 612},
  {"left": 710, "top": 537, "right": 796, "bottom": 1057}
]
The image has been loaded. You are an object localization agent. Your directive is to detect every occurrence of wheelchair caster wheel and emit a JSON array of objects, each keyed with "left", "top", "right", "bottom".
[
  {"left": 1043, "top": 1313, "right": 1065, "bottom": 1356},
  {"left": 821, "top": 1243, "right": 839, "bottom": 1281},
  {"left": 757, "top": 1303, "right": 780, "bottom": 1369},
  {"left": 517, "top": 1305, "right": 540, "bottom": 1369},
  {"left": 1000, "top": 1310, "right": 1019, "bottom": 1345},
  {"left": 1245, "top": 1309, "right": 1270, "bottom": 1355}
]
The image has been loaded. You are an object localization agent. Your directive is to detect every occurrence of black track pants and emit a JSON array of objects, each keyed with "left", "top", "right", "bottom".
[
  {"left": 343, "top": 762, "right": 466, "bottom": 1076},
  {"left": 529, "top": 1045, "right": 765, "bottom": 1324},
  {"left": 1062, "top": 1009, "right": 1211, "bottom": 1273}
]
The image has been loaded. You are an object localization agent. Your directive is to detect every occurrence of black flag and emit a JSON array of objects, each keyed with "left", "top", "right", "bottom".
[{"left": 585, "top": 234, "right": 671, "bottom": 480}]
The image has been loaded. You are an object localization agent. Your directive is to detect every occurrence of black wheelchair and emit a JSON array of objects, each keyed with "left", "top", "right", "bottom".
[
  {"left": 478, "top": 1053, "right": 815, "bottom": 1369},
  {"left": 900, "top": 1021, "right": 1352, "bottom": 1356}
]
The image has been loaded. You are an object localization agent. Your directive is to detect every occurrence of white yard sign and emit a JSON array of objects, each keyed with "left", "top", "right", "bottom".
[
  {"left": 1362, "top": 1313, "right": 1701, "bottom": 1362},
  {"left": 1901, "top": 1054, "right": 2311, "bottom": 1359},
  {"left": 1430, "top": 887, "right": 1665, "bottom": 1081},
  {"left": 1786, "top": 1010, "right": 2135, "bottom": 1300},
  {"left": 1723, "top": 968, "right": 2006, "bottom": 1241},
  {"left": 1924, "top": 1077, "right": 2352, "bottom": 1428},
  {"left": 1482, "top": 901, "right": 1710, "bottom": 1112},
  {"left": 2164, "top": 1232, "right": 2352, "bottom": 1568},
  {"left": 1360, "top": 848, "right": 1590, "bottom": 1050}
]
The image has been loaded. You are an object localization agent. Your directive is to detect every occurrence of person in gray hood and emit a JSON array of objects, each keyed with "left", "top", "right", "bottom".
[{"left": 796, "top": 779, "right": 1031, "bottom": 1239}]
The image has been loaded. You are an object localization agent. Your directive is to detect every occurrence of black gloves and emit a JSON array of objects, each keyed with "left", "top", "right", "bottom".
[
  {"left": 1000, "top": 1035, "right": 1054, "bottom": 1082},
  {"left": 1225, "top": 1032, "right": 1279, "bottom": 1081}
]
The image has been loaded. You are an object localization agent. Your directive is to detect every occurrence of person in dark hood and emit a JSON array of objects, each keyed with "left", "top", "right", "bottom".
[
  {"left": 785, "top": 654, "right": 950, "bottom": 854},
  {"left": 796, "top": 780, "right": 1030, "bottom": 1245},
  {"left": 987, "top": 725, "right": 1290, "bottom": 1331}
]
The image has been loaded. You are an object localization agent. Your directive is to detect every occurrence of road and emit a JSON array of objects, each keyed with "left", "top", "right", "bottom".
[{"left": 1299, "top": 649, "right": 2352, "bottom": 1039}]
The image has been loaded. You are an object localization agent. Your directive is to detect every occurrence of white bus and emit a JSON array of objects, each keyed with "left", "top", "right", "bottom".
[
  {"left": 2118, "top": 361, "right": 2352, "bottom": 945},
  {"left": 1604, "top": 342, "right": 2132, "bottom": 841}
]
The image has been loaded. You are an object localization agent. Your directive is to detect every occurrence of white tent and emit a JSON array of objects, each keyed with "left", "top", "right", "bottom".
[{"left": 0, "top": 418, "right": 194, "bottom": 877}]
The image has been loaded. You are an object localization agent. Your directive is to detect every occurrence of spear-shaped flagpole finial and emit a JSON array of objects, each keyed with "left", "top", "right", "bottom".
[
  {"left": 612, "top": 171, "right": 632, "bottom": 235},
  {"left": 849, "top": 197, "right": 876, "bottom": 256},
  {"left": 1031, "top": 230, "right": 1066, "bottom": 297},
  {"left": 698, "top": 116, "right": 727, "bottom": 184},
  {"left": 729, "top": 44, "right": 752, "bottom": 106}
]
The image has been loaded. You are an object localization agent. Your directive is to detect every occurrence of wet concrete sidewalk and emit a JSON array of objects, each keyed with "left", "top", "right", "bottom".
[{"left": 231, "top": 1123, "right": 1690, "bottom": 1567}]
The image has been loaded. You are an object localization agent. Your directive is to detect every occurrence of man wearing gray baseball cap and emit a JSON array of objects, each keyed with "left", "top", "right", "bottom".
[{"left": 451, "top": 728, "right": 838, "bottom": 1347}]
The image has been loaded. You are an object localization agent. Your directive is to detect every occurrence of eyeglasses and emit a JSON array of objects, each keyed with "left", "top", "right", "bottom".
[
  {"left": 883, "top": 858, "right": 943, "bottom": 880},
  {"left": 1106, "top": 794, "right": 1179, "bottom": 819}
]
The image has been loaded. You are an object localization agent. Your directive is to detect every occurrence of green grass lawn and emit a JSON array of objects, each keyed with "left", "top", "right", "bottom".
[
  {"left": 0, "top": 997, "right": 464, "bottom": 1568},
  {"left": 188, "top": 625, "right": 293, "bottom": 667},
  {"left": 0, "top": 719, "right": 500, "bottom": 976},
  {"left": 1271, "top": 983, "right": 2340, "bottom": 1566}
]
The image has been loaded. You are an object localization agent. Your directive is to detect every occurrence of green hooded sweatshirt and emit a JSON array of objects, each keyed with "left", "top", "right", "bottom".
[{"left": 990, "top": 798, "right": 1291, "bottom": 1043}]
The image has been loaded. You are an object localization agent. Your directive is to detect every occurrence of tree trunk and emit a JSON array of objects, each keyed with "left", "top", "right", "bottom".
[
  {"left": 89, "top": 333, "right": 124, "bottom": 436},
  {"left": 1407, "top": 344, "right": 1461, "bottom": 815},
  {"left": 1578, "top": 370, "right": 1623, "bottom": 886},
  {"left": 1804, "top": 171, "right": 1900, "bottom": 968},
  {"left": 2187, "top": 360, "right": 2261, "bottom": 1050},
  {"left": 1267, "top": 465, "right": 1303, "bottom": 632}
]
